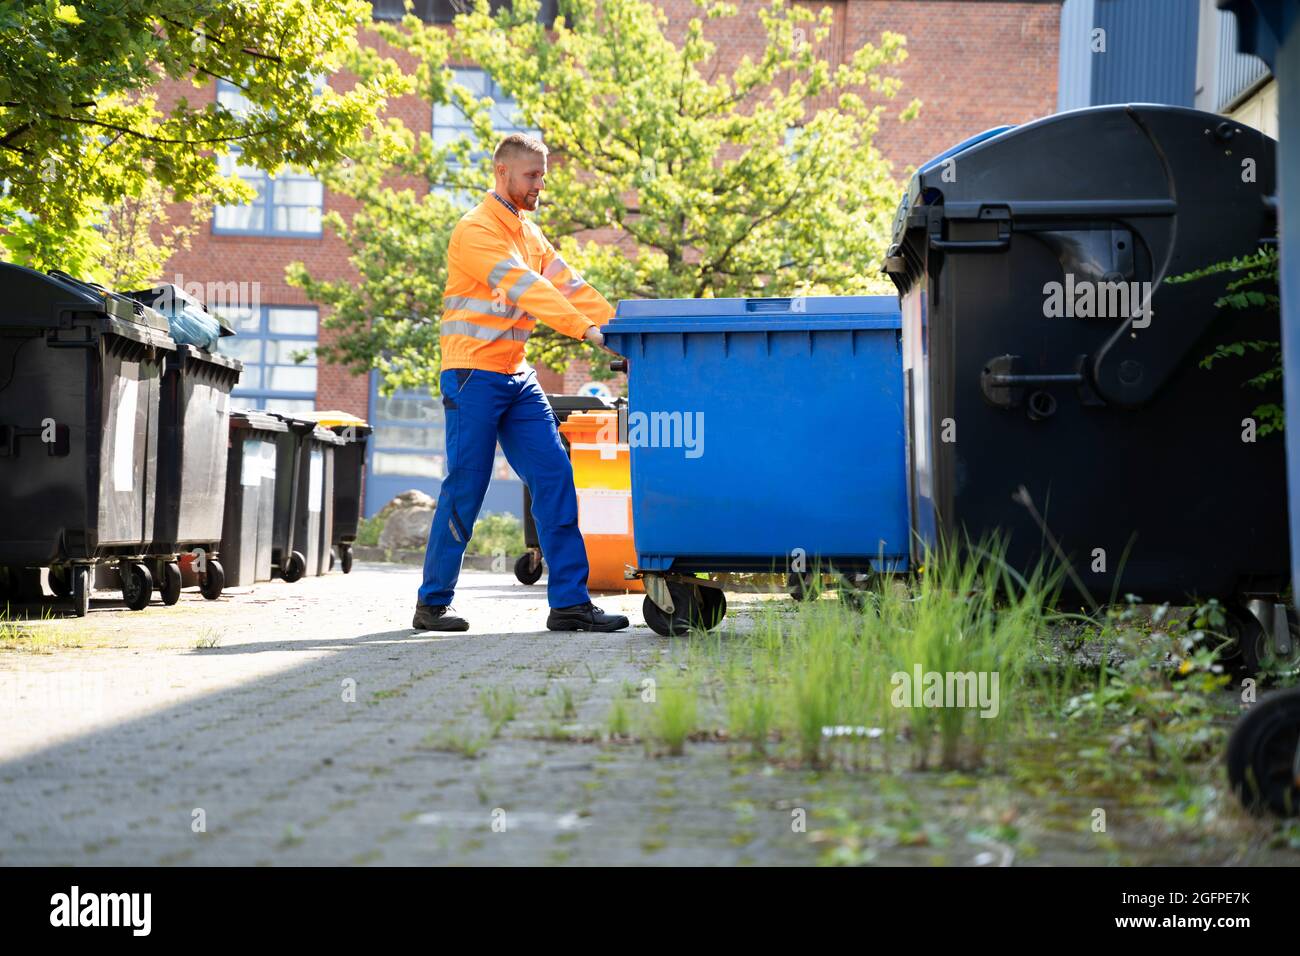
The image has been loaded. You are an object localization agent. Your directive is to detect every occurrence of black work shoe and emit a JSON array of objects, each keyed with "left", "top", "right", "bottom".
[
  {"left": 412, "top": 604, "right": 469, "bottom": 631},
  {"left": 546, "top": 601, "right": 630, "bottom": 633}
]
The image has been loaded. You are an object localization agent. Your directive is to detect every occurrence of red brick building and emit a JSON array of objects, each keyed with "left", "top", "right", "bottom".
[{"left": 159, "top": 0, "right": 1063, "bottom": 516}]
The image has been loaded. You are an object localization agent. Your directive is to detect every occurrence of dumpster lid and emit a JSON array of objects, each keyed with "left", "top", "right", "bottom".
[
  {"left": 0, "top": 262, "right": 173, "bottom": 343},
  {"left": 546, "top": 394, "right": 610, "bottom": 413},
  {"left": 298, "top": 410, "right": 372, "bottom": 435},
  {"left": 605, "top": 295, "right": 900, "bottom": 335},
  {"left": 889, "top": 105, "right": 1243, "bottom": 230},
  {"left": 172, "top": 343, "right": 243, "bottom": 371},
  {"left": 558, "top": 410, "right": 618, "bottom": 436},
  {"left": 230, "top": 409, "right": 289, "bottom": 434},
  {"left": 311, "top": 425, "right": 347, "bottom": 445}
]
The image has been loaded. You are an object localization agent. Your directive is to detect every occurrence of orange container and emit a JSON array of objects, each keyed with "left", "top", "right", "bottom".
[{"left": 558, "top": 410, "right": 642, "bottom": 592}]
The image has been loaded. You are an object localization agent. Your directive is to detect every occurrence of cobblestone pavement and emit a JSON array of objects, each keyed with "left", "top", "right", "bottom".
[
  {"left": 0, "top": 565, "right": 835, "bottom": 866},
  {"left": 2, "top": 564, "right": 1294, "bottom": 867}
]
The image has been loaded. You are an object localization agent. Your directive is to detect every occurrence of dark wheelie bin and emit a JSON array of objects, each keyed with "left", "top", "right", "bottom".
[
  {"left": 148, "top": 343, "right": 243, "bottom": 604},
  {"left": 0, "top": 263, "right": 174, "bottom": 616},
  {"left": 883, "top": 103, "right": 1290, "bottom": 668},
  {"left": 513, "top": 393, "right": 610, "bottom": 584},
  {"left": 300, "top": 411, "right": 371, "bottom": 574},
  {"left": 221, "top": 410, "right": 288, "bottom": 587},
  {"left": 269, "top": 415, "right": 344, "bottom": 581}
]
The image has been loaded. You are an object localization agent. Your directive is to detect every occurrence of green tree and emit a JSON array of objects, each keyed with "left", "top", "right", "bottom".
[
  {"left": 0, "top": 0, "right": 404, "bottom": 279},
  {"left": 290, "top": 0, "right": 916, "bottom": 393}
]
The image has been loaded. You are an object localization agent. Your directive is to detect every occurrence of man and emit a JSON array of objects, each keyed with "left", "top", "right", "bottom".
[{"left": 414, "top": 132, "right": 630, "bottom": 634}]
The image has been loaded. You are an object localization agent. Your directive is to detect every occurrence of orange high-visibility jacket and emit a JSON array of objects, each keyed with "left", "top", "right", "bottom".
[{"left": 440, "top": 191, "right": 614, "bottom": 373}]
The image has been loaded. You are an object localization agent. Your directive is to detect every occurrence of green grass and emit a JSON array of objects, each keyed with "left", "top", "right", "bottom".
[
  {"left": 355, "top": 515, "right": 385, "bottom": 547},
  {"left": 479, "top": 685, "right": 519, "bottom": 733},
  {"left": 549, "top": 684, "right": 577, "bottom": 720},
  {"left": 606, "top": 697, "right": 631, "bottom": 738},
  {"left": 678, "top": 546, "right": 1062, "bottom": 771},
  {"left": 648, "top": 668, "right": 698, "bottom": 756}
]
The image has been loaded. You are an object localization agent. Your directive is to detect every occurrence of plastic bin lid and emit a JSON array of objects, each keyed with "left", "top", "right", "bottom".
[
  {"left": 559, "top": 410, "right": 618, "bottom": 438},
  {"left": 605, "top": 295, "right": 900, "bottom": 335},
  {"left": 0, "top": 262, "right": 173, "bottom": 343},
  {"left": 230, "top": 409, "right": 289, "bottom": 433},
  {"left": 545, "top": 394, "right": 611, "bottom": 412},
  {"left": 311, "top": 425, "right": 348, "bottom": 446},
  {"left": 298, "top": 410, "right": 372, "bottom": 432}
]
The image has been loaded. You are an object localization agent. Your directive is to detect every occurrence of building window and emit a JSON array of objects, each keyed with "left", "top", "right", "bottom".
[
  {"left": 432, "top": 68, "right": 540, "bottom": 198},
  {"left": 212, "top": 80, "right": 325, "bottom": 236},
  {"left": 217, "top": 306, "right": 319, "bottom": 414}
]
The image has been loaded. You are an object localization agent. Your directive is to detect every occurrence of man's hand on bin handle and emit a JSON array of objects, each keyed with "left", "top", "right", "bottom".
[{"left": 583, "top": 325, "right": 617, "bottom": 356}]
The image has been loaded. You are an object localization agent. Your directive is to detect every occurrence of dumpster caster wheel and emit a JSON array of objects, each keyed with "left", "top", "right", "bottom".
[
  {"left": 643, "top": 595, "right": 679, "bottom": 637},
  {"left": 70, "top": 566, "right": 90, "bottom": 618},
  {"left": 1226, "top": 687, "right": 1300, "bottom": 817},
  {"left": 200, "top": 560, "right": 225, "bottom": 601},
  {"left": 341, "top": 544, "right": 354, "bottom": 574},
  {"left": 642, "top": 581, "right": 716, "bottom": 637},
  {"left": 48, "top": 566, "right": 72, "bottom": 599},
  {"left": 788, "top": 571, "right": 820, "bottom": 602},
  {"left": 699, "top": 587, "right": 726, "bottom": 630},
  {"left": 1237, "top": 608, "right": 1300, "bottom": 678},
  {"left": 514, "top": 551, "right": 544, "bottom": 585},
  {"left": 121, "top": 563, "right": 153, "bottom": 611},
  {"left": 329, "top": 549, "right": 336, "bottom": 572},
  {"left": 159, "top": 561, "right": 183, "bottom": 606},
  {"left": 282, "top": 551, "right": 306, "bottom": 583}
]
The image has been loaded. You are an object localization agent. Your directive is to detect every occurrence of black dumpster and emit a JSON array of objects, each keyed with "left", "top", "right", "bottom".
[
  {"left": 149, "top": 344, "right": 242, "bottom": 604},
  {"left": 269, "top": 416, "right": 344, "bottom": 581},
  {"left": 884, "top": 105, "right": 1286, "bottom": 625},
  {"left": 221, "top": 410, "right": 288, "bottom": 587},
  {"left": 513, "top": 393, "right": 611, "bottom": 584},
  {"left": 0, "top": 263, "right": 175, "bottom": 616},
  {"left": 300, "top": 412, "right": 371, "bottom": 574}
]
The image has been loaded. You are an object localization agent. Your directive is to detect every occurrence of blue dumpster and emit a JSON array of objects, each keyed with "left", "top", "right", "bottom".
[{"left": 602, "top": 295, "right": 908, "bottom": 635}]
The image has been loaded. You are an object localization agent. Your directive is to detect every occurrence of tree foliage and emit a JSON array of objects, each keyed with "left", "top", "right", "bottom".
[
  {"left": 292, "top": 0, "right": 917, "bottom": 393},
  {"left": 0, "top": 0, "right": 403, "bottom": 279}
]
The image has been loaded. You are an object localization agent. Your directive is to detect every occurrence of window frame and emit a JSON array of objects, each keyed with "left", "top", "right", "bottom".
[
  {"left": 212, "top": 80, "right": 325, "bottom": 238},
  {"left": 220, "top": 305, "right": 321, "bottom": 411}
]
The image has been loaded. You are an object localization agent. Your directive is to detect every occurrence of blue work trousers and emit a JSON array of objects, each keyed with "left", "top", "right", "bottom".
[{"left": 419, "top": 367, "right": 590, "bottom": 609}]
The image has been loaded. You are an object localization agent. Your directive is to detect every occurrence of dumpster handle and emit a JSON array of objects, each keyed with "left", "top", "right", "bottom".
[{"left": 929, "top": 237, "right": 1010, "bottom": 252}]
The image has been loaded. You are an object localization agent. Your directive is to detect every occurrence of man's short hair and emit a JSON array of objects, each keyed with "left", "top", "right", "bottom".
[{"left": 494, "top": 133, "right": 548, "bottom": 165}]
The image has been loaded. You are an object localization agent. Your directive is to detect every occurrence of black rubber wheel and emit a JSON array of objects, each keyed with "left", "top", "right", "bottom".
[
  {"left": 70, "top": 566, "right": 90, "bottom": 618},
  {"left": 159, "top": 561, "right": 183, "bottom": 606},
  {"left": 642, "top": 581, "right": 713, "bottom": 637},
  {"left": 1237, "top": 608, "right": 1300, "bottom": 678},
  {"left": 329, "top": 549, "right": 336, "bottom": 571},
  {"left": 121, "top": 562, "right": 153, "bottom": 611},
  {"left": 47, "top": 566, "right": 72, "bottom": 599},
  {"left": 1226, "top": 687, "right": 1300, "bottom": 817},
  {"left": 341, "top": 544, "right": 354, "bottom": 574},
  {"left": 200, "top": 559, "right": 225, "bottom": 601},
  {"left": 698, "top": 587, "right": 726, "bottom": 630},
  {"left": 789, "top": 571, "right": 820, "bottom": 602},
  {"left": 514, "top": 551, "right": 544, "bottom": 585},
  {"left": 281, "top": 551, "right": 306, "bottom": 583}
]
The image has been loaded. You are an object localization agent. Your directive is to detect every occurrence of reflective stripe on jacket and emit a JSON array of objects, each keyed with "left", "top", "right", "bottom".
[{"left": 440, "top": 191, "right": 614, "bottom": 373}]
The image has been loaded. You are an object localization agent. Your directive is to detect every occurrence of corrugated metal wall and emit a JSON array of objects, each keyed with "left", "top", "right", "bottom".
[
  {"left": 1091, "top": 0, "right": 1200, "bottom": 106},
  {"left": 1212, "top": 8, "right": 1271, "bottom": 109},
  {"left": 1057, "top": 0, "right": 1096, "bottom": 111}
]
